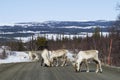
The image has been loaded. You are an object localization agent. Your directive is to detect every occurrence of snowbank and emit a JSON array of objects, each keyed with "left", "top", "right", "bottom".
[{"left": 0, "top": 51, "right": 31, "bottom": 64}]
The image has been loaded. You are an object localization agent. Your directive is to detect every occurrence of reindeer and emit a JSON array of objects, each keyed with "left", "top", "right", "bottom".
[
  {"left": 73, "top": 50, "right": 102, "bottom": 73},
  {"left": 41, "top": 49, "right": 51, "bottom": 67},
  {"left": 49, "top": 49, "right": 68, "bottom": 66},
  {"left": 28, "top": 51, "right": 39, "bottom": 61}
]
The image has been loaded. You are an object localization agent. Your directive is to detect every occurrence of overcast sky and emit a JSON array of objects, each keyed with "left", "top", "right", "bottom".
[{"left": 0, "top": 0, "right": 120, "bottom": 24}]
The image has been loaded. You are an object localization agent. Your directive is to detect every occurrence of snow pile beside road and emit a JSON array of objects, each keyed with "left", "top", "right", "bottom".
[{"left": 0, "top": 51, "right": 31, "bottom": 64}]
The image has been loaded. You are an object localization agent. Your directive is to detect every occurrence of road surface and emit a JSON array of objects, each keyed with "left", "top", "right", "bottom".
[{"left": 0, "top": 62, "right": 120, "bottom": 80}]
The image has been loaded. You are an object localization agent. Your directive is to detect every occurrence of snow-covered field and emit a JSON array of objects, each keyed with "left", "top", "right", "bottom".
[{"left": 0, "top": 51, "right": 31, "bottom": 64}]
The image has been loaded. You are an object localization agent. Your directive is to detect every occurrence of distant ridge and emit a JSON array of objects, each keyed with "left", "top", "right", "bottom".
[{"left": 0, "top": 20, "right": 114, "bottom": 42}]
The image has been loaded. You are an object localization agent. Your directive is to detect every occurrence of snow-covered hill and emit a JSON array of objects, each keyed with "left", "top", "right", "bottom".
[{"left": 0, "top": 20, "right": 114, "bottom": 42}]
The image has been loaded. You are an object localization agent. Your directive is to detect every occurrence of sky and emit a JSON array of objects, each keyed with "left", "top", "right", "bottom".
[{"left": 0, "top": 0, "right": 120, "bottom": 24}]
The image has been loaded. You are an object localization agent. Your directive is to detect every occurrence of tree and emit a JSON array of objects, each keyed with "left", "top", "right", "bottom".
[
  {"left": 92, "top": 27, "right": 101, "bottom": 38},
  {"left": 112, "top": 15, "right": 120, "bottom": 37},
  {"left": 107, "top": 4, "right": 120, "bottom": 66},
  {"left": 2, "top": 48, "right": 7, "bottom": 59},
  {"left": 17, "top": 40, "right": 25, "bottom": 51},
  {"left": 92, "top": 27, "right": 101, "bottom": 49},
  {"left": 110, "top": 4, "right": 120, "bottom": 37},
  {"left": 36, "top": 37, "right": 48, "bottom": 50}
]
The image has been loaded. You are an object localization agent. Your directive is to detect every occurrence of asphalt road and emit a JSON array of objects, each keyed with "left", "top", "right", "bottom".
[{"left": 0, "top": 62, "right": 120, "bottom": 80}]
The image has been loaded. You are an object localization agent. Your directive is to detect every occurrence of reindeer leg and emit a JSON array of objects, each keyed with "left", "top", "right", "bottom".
[
  {"left": 61, "top": 59, "right": 65, "bottom": 66},
  {"left": 56, "top": 58, "right": 59, "bottom": 66},
  {"left": 98, "top": 59, "right": 102, "bottom": 73},
  {"left": 61, "top": 56, "right": 67, "bottom": 66},
  {"left": 96, "top": 63, "right": 99, "bottom": 73},
  {"left": 41, "top": 58, "right": 44, "bottom": 66},
  {"left": 93, "top": 59, "right": 99, "bottom": 73},
  {"left": 79, "top": 62, "right": 83, "bottom": 72},
  {"left": 85, "top": 60, "right": 89, "bottom": 72},
  {"left": 77, "top": 61, "right": 81, "bottom": 72},
  {"left": 94, "top": 58, "right": 102, "bottom": 73}
]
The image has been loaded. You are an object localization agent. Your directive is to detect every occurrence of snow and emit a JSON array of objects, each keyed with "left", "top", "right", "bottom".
[
  {"left": 67, "top": 52, "right": 75, "bottom": 62},
  {"left": 0, "top": 32, "right": 14, "bottom": 34},
  {"left": 57, "top": 26, "right": 106, "bottom": 29},
  {"left": 14, "top": 32, "right": 109, "bottom": 43},
  {"left": 0, "top": 23, "right": 14, "bottom": 26},
  {"left": 14, "top": 33, "right": 86, "bottom": 42},
  {"left": 0, "top": 51, "right": 31, "bottom": 64}
]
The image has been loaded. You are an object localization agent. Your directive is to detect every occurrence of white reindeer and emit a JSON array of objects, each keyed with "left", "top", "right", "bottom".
[
  {"left": 41, "top": 49, "right": 51, "bottom": 67},
  {"left": 28, "top": 51, "right": 39, "bottom": 61},
  {"left": 73, "top": 50, "right": 102, "bottom": 73},
  {"left": 49, "top": 49, "right": 68, "bottom": 66}
]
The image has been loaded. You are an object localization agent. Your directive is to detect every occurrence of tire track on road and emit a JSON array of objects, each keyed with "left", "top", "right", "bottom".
[
  {"left": 0, "top": 62, "right": 120, "bottom": 80},
  {"left": 0, "top": 63, "right": 27, "bottom": 80}
]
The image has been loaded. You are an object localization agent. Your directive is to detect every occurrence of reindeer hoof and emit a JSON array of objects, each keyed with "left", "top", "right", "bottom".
[
  {"left": 86, "top": 70, "right": 89, "bottom": 72},
  {"left": 96, "top": 70, "right": 99, "bottom": 73}
]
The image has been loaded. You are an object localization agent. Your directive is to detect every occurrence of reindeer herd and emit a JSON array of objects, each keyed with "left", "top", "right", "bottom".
[{"left": 28, "top": 49, "right": 102, "bottom": 73}]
